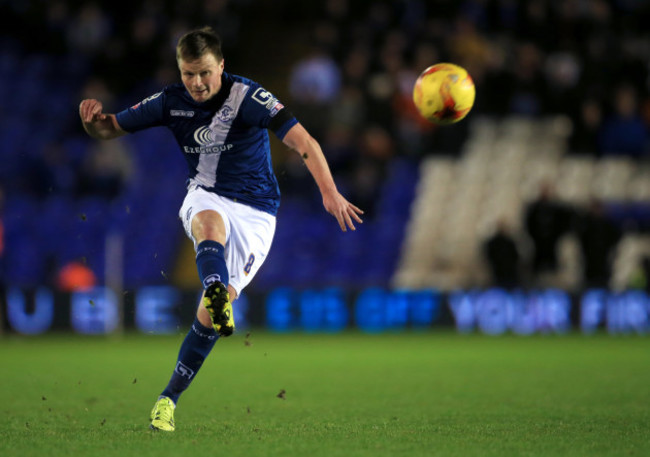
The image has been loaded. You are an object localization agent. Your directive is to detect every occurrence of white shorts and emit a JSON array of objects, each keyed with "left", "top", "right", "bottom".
[{"left": 179, "top": 186, "right": 276, "bottom": 296}]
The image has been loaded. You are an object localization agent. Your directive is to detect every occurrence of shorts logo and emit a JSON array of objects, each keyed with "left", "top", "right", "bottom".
[
  {"left": 193, "top": 125, "right": 215, "bottom": 146},
  {"left": 216, "top": 105, "right": 234, "bottom": 123},
  {"left": 184, "top": 206, "right": 193, "bottom": 225},
  {"left": 175, "top": 362, "right": 195, "bottom": 380}
]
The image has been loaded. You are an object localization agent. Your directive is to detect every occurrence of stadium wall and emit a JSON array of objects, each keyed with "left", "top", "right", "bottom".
[{"left": 1, "top": 286, "right": 648, "bottom": 336}]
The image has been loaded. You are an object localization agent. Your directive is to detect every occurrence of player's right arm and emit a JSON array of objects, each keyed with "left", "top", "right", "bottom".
[{"left": 79, "top": 99, "right": 127, "bottom": 140}]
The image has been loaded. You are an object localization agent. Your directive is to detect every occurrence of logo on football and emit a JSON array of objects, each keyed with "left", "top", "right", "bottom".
[{"left": 412, "top": 63, "right": 475, "bottom": 125}]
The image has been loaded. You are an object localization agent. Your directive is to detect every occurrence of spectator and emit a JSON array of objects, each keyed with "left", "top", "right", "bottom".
[
  {"left": 348, "top": 125, "right": 393, "bottom": 219},
  {"left": 574, "top": 199, "right": 622, "bottom": 289},
  {"left": 508, "top": 42, "right": 547, "bottom": 116},
  {"left": 483, "top": 219, "right": 522, "bottom": 289},
  {"left": 65, "top": 2, "right": 112, "bottom": 56},
  {"left": 289, "top": 40, "right": 342, "bottom": 138},
  {"left": 76, "top": 139, "right": 133, "bottom": 200},
  {"left": 524, "top": 183, "right": 574, "bottom": 285},
  {"left": 599, "top": 84, "right": 649, "bottom": 157},
  {"left": 569, "top": 98, "right": 603, "bottom": 156}
]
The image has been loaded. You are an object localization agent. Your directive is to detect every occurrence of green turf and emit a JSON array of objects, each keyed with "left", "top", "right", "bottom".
[{"left": 0, "top": 331, "right": 648, "bottom": 457}]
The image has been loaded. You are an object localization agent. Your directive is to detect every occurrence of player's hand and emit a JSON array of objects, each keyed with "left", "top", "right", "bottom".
[
  {"left": 322, "top": 190, "right": 364, "bottom": 232},
  {"left": 79, "top": 99, "right": 107, "bottom": 124}
]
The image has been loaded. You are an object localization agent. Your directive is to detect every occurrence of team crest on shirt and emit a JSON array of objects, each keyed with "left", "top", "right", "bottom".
[{"left": 216, "top": 105, "right": 235, "bottom": 123}]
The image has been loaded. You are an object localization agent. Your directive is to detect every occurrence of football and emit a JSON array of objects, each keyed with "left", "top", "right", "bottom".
[{"left": 412, "top": 63, "right": 475, "bottom": 124}]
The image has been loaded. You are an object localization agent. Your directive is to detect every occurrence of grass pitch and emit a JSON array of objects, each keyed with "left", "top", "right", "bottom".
[{"left": 0, "top": 331, "right": 648, "bottom": 457}]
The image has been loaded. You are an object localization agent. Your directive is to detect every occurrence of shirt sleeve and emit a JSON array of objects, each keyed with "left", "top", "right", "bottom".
[
  {"left": 269, "top": 108, "right": 298, "bottom": 140},
  {"left": 239, "top": 85, "right": 298, "bottom": 140},
  {"left": 115, "top": 91, "right": 165, "bottom": 133}
]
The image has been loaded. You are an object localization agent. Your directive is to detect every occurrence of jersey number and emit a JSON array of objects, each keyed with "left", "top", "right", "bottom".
[{"left": 243, "top": 253, "right": 256, "bottom": 276}]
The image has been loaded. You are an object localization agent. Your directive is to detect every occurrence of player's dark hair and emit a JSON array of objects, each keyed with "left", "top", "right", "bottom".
[{"left": 176, "top": 26, "right": 223, "bottom": 62}]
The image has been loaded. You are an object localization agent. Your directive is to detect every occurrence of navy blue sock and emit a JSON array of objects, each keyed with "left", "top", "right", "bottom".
[
  {"left": 196, "top": 240, "right": 229, "bottom": 289},
  {"left": 161, "top": 318, "right": 218, "bottom": 404}
]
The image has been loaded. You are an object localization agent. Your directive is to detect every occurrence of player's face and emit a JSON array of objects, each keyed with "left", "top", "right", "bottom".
[{"left": 179, "top": 53, "right": 224, "bottom": 103}]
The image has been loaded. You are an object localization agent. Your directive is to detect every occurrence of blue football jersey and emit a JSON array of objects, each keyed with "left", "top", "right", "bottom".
[{"left": 115, "top": 72, "right": 298, "bottom": 215}]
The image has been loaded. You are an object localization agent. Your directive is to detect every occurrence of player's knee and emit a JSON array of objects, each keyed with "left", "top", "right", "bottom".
[{"left": 191, "top": 210, "right": 226, "bottom": 244}]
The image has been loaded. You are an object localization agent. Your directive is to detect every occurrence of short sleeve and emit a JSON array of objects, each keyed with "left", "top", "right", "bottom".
[
  {"left": 239, "top": 85, "right": 297, "bottom": 138},
  {"left": 115, "top": 91, "right": 165, "bottom": 133}
]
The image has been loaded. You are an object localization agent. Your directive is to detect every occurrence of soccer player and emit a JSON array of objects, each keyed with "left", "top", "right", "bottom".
[{"left": 79, "top": 26, "right": 363, "bottom": 431}]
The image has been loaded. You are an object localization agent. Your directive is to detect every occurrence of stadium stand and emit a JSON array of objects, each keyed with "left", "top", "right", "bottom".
[{"left": 1, "top": 1, "right": 648, "bottom": 293}]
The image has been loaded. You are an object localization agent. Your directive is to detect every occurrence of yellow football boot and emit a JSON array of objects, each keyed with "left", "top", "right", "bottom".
[
  {"left": 150, "top": 396, "right": 175, "bottom": 432},
  {"left": 204, "top": 281, "right": 235, "bottom": 336}
]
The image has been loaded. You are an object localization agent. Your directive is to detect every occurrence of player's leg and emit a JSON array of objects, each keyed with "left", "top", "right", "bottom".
[
  {"left": 150, "top": 192, "right": 231, "bottom": 431},
  {"left": 150, "top": 192, "right": 274, "bottom": 431},
  {"left": 192, "top": 197, "right": 275, "bottom": 337},
  {"left": 151, "top": 290, "right": 238, "bottom": 432},
  {"left": 192, "top": 209, "right": 229, "bottom": 288},
  {"left": 153, "top": 307, "right": 219, "bottom": 422},
  {"left": 192, "top": 209, "right": 235, "bottom": 336}
]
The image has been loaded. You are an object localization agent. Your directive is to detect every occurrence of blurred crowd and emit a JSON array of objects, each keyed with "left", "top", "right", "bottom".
[
  {"left": 482, "top": 183, "right": 630, "bottom": 291},
  {"left": 284, "top": 0, "right": 649, "bottom": 207},
  {"left": 1, "top": 0, "right": 649, "bottom": 290},
  {"left": 3, "top": 0, "right": 648, "bottom": 203}
]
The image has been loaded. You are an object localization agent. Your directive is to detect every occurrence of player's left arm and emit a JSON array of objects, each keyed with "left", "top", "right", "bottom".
[{"left": 282, "top": 123, "right": 363, "bottom": 232}]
